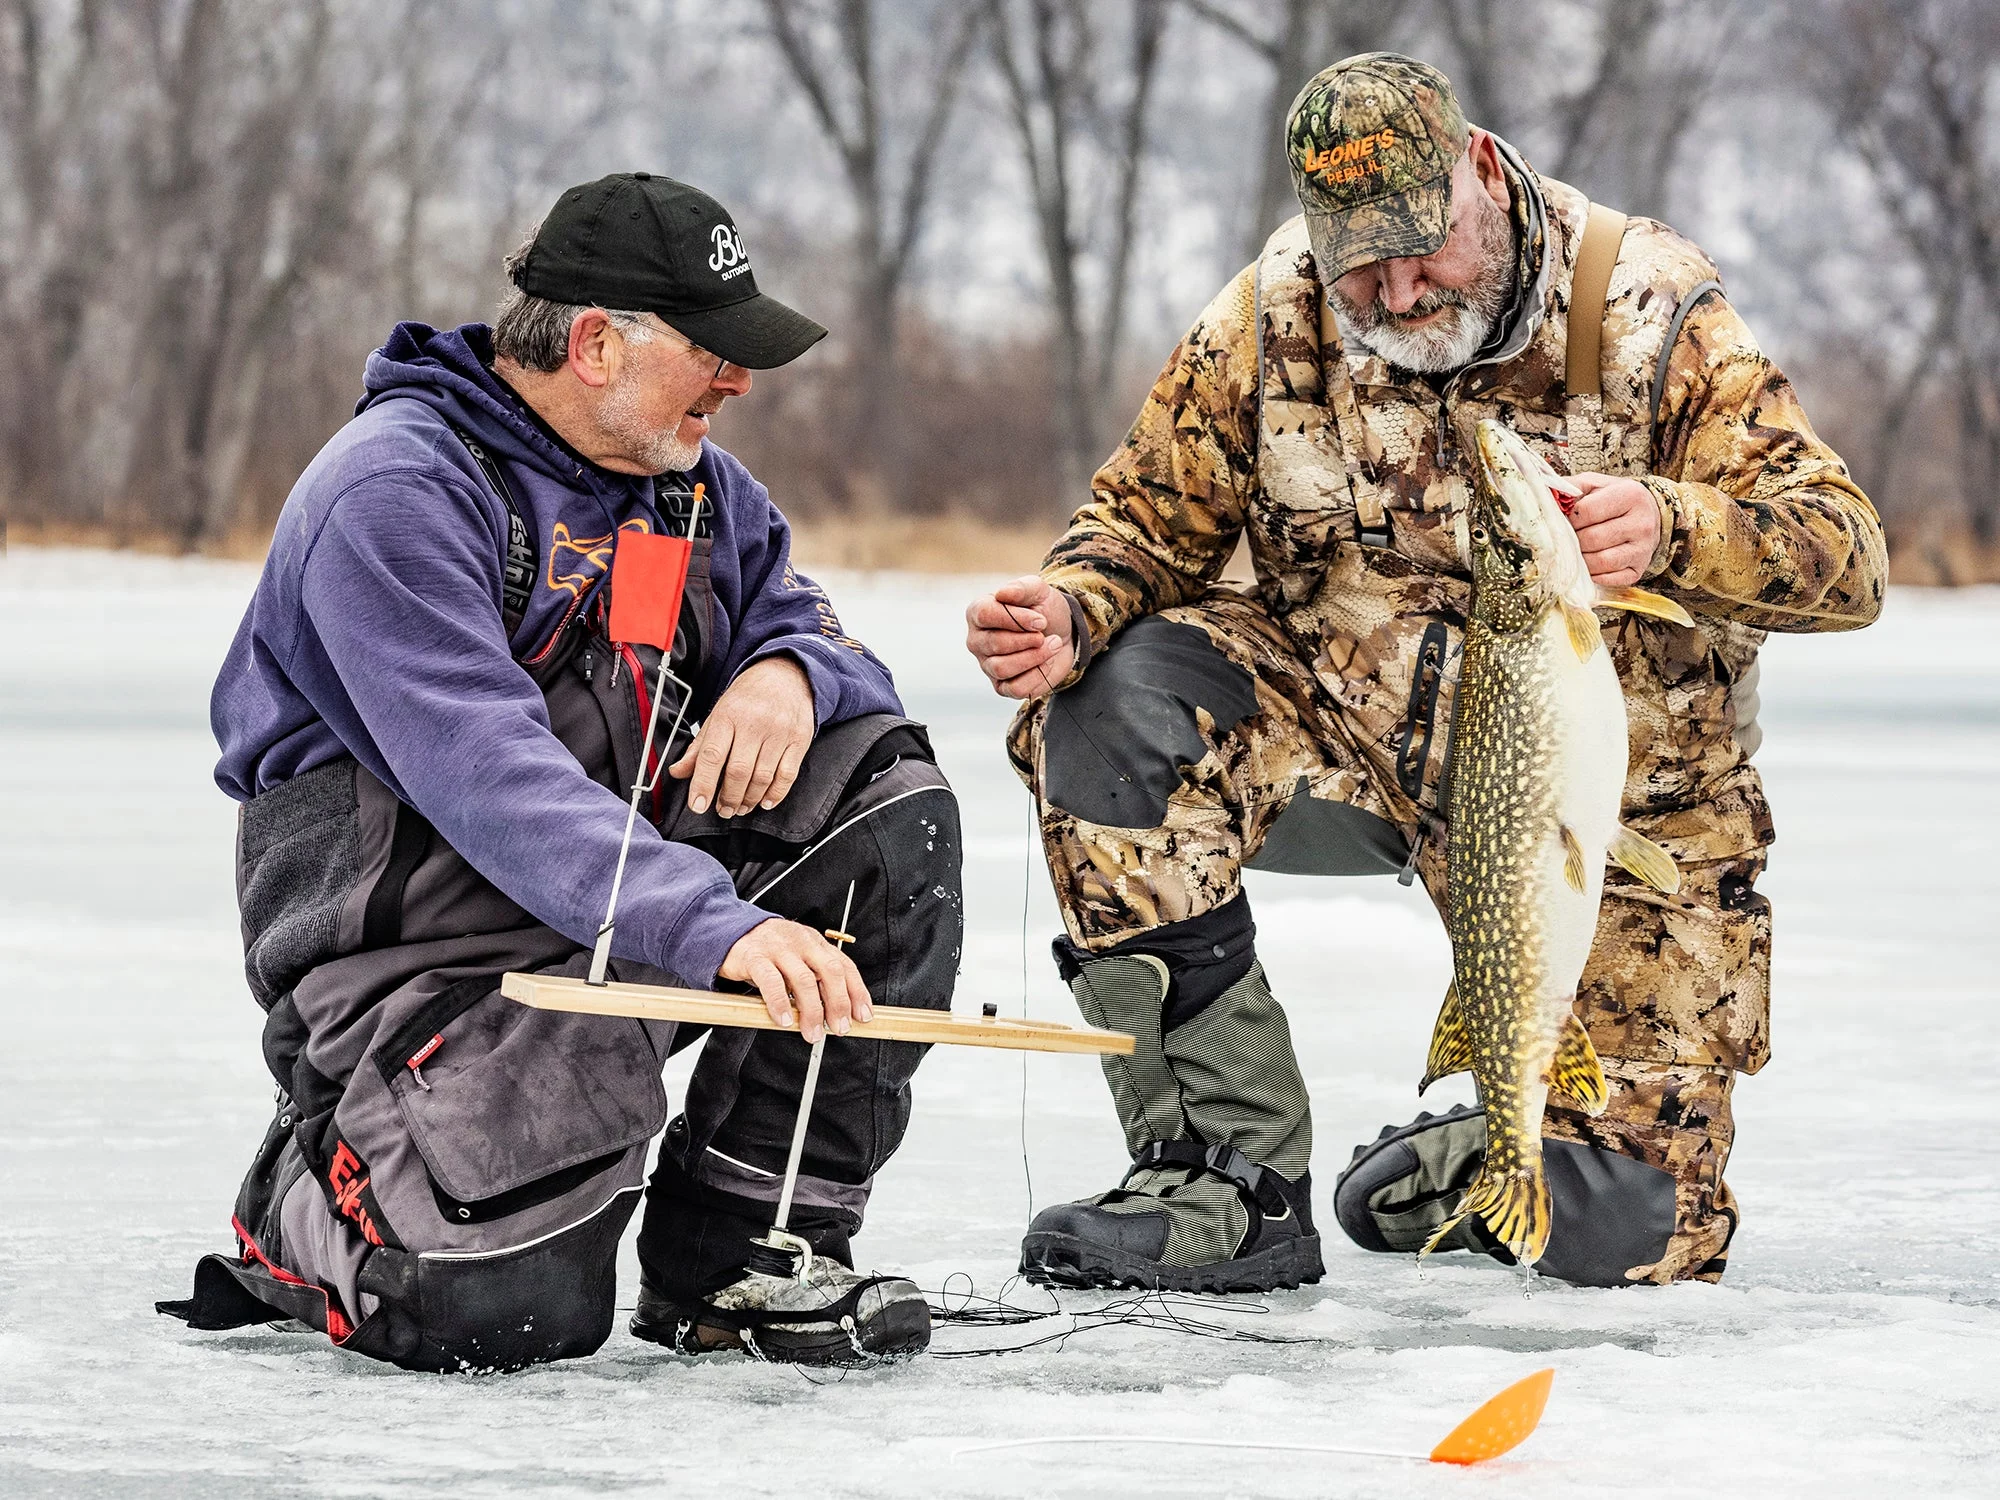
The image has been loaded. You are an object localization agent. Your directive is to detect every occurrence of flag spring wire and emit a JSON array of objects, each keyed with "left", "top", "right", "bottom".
[{"left": 590, "top": 493, "right": 702, "bottom": 985}]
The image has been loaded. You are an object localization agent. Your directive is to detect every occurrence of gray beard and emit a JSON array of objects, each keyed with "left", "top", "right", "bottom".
[
  {"left": 1336, "top": 289, "right": 1500, "bottom": 373},
  {"left": 1328, "top": 197, "right": 1518, "bottom": 374},
  {"left": 599, "top": 378, "right": 705, "bottom": 474}
]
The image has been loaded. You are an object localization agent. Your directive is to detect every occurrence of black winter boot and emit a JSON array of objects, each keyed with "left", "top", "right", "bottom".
[
  {"left": 1332, "top": 1105, "right": 1681, "bottom": 1287},
  {"left": 1020, "top": 899, "right": 1323, "bottom": 1293}
]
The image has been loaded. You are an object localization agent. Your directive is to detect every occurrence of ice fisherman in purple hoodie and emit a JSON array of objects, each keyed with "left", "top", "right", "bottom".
[{"left": 162, "top": 174, "right": 962, "bottom": 1371}]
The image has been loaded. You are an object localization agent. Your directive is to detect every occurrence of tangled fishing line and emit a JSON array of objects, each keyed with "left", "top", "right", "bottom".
[{"left": 921, "top": 1274, "right": 1326, "bottom": 1360}]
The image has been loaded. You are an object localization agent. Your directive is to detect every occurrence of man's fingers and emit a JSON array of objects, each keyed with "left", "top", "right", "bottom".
[
  {"left": 762, "top": 739, "right": 806, "bottom": 810},
  {"left": 803, "top": 946, "right": 854, "bottom": 1035},
  {"left": 1566, "top": 491, "right": 1629, "bottom": 529},
  {"left": 993, "top": 575, "right": 1052, "bottom": 608},
  {"left": 979, "top": 636, "right": 1067, "bottom": 683},
  {"left": 774, "top": 952, "right": 826, "bottom": 1043},
  {"left": 745, "top": 957, "right": 795, "bottom": 1030},
  {"left": 687, "top": 722, "right": 734, "bottom": 813},
  {"left": 840, "top": 950, "right": 873, "bottom": 1022},
  {"left": 968, "top": 596, "right": 1047, "bottom": 635},
  {"left": 714, "top": 727, "right": 760, "bottom": 817},
  {"left": 1574, "top": 517, "right": 1639, "bottom": 551},
  {"left": 736, "top": 733, "right": 787, "bottom": 815},
  {"left": 967, "top": 624, "right": 1051, "bottom": 657}
]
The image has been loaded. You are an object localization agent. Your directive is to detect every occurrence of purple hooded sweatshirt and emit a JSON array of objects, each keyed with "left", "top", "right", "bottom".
[{"left": 212, "top": 322, "right": 901, "bottom": 989}]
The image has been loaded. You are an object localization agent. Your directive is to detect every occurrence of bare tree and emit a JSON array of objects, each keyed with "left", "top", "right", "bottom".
[
  {"left": 1803, "top": 0, "right": 2000, "bottom": 550},
  {"left": 984, "top": 0, "right": 1171, "bottom": 492},
  {"left": 1431, "top": 0, "right": 1740, "bottom": 219},
  {"left": 758, "top": 0, "right": 980, "bottom": 504},
  {"left": 1178, "top": 0, "right": 1405, "bottom": 265}
]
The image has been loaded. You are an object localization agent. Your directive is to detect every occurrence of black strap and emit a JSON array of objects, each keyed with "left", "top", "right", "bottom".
[
  {"left": 453, "top": 428, "right": 537, "bottom": 633},
  {"left": 1649, "top": 279, "right": 1724, "bottom": 445},
  {"left": 1394, "top": 619, "right": 1451, "bottom": 804},
  {"left": 359, "top": 800, "right": 431, "bottom": 952},
  {"left": 1125, "top": 1139, "right": 1292, "bottom": 1219}
]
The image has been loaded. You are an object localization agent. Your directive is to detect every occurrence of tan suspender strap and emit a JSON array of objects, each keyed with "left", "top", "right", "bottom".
[{"left": 1564, "top": 203, "right": 1628, "bottom": 399}]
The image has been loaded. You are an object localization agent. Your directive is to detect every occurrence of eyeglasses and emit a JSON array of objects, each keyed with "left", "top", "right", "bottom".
[{"left": 627, "top": 314, "right": 729, "bottom": 381}]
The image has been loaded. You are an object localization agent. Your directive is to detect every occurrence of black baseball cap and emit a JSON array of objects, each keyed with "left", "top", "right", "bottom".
[{"left": 511, "top": 172, "right": 827, "bottom": 370}]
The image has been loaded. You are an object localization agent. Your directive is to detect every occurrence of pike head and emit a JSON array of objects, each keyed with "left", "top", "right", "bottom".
[{"left": 1462, "top": 420, "right": 1569, "bottom": 633}]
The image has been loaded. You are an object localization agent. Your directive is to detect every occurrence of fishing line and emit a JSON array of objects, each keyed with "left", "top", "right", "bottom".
[
  {"left": 1019, "top": 798, "right": 1035, "bottom": 1221},
  {"left": 922, "top": 1274, "right": 1328, "bottom": 1361}
]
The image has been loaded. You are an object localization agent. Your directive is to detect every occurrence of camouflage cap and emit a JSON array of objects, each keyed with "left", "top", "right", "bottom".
[{"left": 1286, "top": 53, "right": 1471, "bottom": 283}]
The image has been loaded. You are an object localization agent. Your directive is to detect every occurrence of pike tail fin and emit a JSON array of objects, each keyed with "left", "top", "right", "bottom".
[
  {"left": 1594, "top": 584, "right": 1695, "bottom": 628},
  {"left": 1420, "top": 1159, "right": 1553, "bottom": 1267}
]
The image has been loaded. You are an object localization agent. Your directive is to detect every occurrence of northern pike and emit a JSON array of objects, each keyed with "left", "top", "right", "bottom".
[{"left": 1420, "top": 420, "right": 1693, "bottom": 1268}]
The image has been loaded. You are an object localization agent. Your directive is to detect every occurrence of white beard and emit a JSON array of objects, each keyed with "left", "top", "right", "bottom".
[
  {"left": 599, "top": 368, "right": 706, "bottom": 474},
  {"left": 1326, "top": 191, "right": 1517, "bottom": 375},
  {"left": 1335, "top": 295, "right": 1498, "bottom": 373}
]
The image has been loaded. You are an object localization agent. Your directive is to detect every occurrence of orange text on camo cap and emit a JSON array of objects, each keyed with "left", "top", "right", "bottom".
[{"left": 1300, "top": 128, "right": 1398, "bottom": 183}]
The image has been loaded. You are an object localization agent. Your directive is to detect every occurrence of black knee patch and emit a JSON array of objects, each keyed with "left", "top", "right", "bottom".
[
  {"left": 1043, "top": 615, "right": 1257, "bottom": 828},
  {"left": 1052, "top": 893, "right": 1258, "bottom": 1031}
]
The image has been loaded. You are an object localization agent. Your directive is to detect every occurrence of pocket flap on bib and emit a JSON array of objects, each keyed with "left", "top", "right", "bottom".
[{"left": 377, "top": 976, "right": 667, "bottom": 1204}]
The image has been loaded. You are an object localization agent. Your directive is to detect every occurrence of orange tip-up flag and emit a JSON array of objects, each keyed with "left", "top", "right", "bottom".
[
  {"left": 953, "top": 1366, "right": 1555, "bottom": 1467},
  {"left": 1428, "top": 1367, "right": 1555, "bottom": 1464},
  {"left": 608, "top": 530, "right": 692, "bottom": 651}
]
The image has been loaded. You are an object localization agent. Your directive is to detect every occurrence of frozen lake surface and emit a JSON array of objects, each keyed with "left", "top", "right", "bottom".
[{"left": 2, "top": 547, "right": 1996, "bottom": 1497}]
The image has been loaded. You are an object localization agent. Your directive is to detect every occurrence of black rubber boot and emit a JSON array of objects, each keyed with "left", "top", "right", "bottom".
[
  {"left": 1332, "top": 1106, "right": 1681, "bottom": 1287},
  {"left": 1020, "top": 901, "right": 1322, "bottom": 1293},
  {"left": 1022, "top": 1142, "right": 1323, "bottom": 1293}
]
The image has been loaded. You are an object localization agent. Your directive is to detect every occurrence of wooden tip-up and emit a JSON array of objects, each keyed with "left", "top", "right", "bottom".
[{"left": 500, "top": 972, "right": 1135, "bottom": 1056}]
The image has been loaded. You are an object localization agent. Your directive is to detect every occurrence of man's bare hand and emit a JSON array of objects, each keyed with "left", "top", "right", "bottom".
[
  {"left": 1567, "top": 473, "right": 1662, "bottom": 589},
  {"left": 965, "top": 576, "right": 1076, "bottom": 699},
  {"left": 719, "top": 918, "right": 871, "bottom": 1044},
  {"left": 669, "top": 655, "right": 815, "bottom": 817}
]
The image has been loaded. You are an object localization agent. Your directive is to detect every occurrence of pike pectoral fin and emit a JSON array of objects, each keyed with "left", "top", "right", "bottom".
[
  {"left": 1549, "top": 1012, "right": 1609, "bottom": 1115},
  {"left": 1594, "top": 585, "right": 1695, "bottom": 628},
  {"left": 1610, "top": 824, "right": 1682, "bottom": 894},
  {"left": 1562, "top": 603, "right": 1603, "bottom": 661},
  {"left": 1559, "top": 825, "right": 1587, "bottom": 894},
  {"left": 1420, "top": 982, "right": 1473, "bottom": 1092}
]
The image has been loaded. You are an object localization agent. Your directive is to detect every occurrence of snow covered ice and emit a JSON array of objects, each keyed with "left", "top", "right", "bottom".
[{"left": 2, "top": 548, "right": 1996, "bottom": 1498}]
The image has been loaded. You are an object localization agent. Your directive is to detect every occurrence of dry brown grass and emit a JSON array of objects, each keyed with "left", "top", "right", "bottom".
[
  {"left": 785, "top": 513, "right": 1059, "bottom": 575},
  {"left": 13, "top": 513, "right": 2000, "bottom": 586},
  {"left": 1, "top": 511, "right": 1065, "bottom": 575},
  {"left": 1884, "top": 526, "right": 2000, "bottom": 586},
  {"left": 1, "top": 516, "right": 271, "bottom": 561}
]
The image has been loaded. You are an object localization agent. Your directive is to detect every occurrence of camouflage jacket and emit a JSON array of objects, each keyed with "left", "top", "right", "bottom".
[{"left": 1040, "top": 169, "right": 1887, "bottom": 863}]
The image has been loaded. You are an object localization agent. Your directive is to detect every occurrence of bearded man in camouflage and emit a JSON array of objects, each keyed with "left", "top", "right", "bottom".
[{"left": 964, "top": 53, "right": 1885, "bottom": 1292}]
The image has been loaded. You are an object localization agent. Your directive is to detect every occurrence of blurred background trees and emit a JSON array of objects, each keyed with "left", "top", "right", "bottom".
[{"left": 0, "top": 0, "right": 1993, "bottom": 575}]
